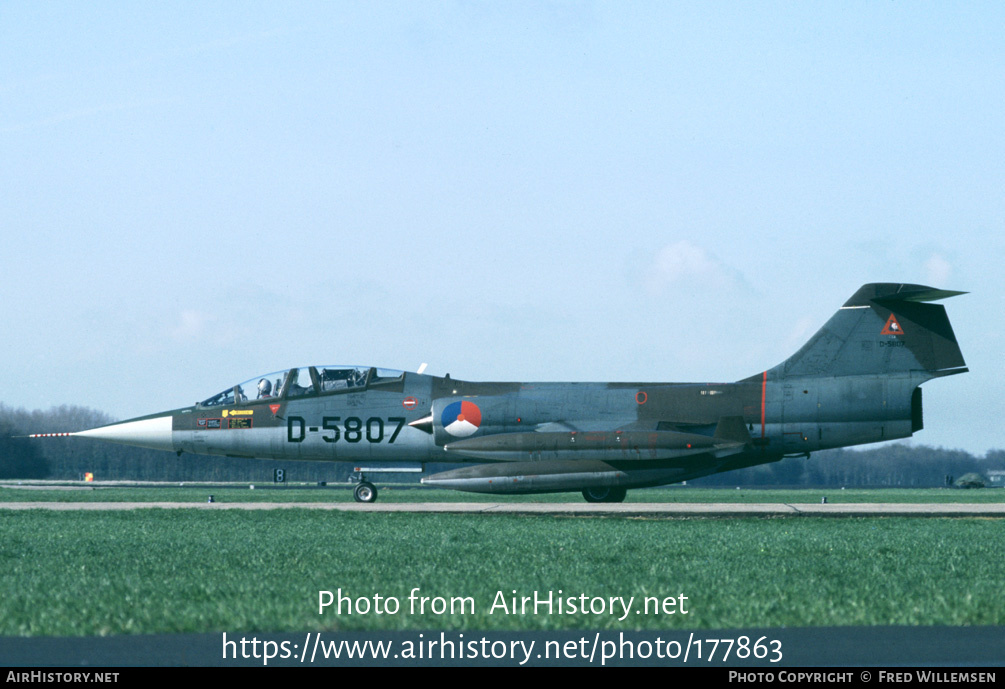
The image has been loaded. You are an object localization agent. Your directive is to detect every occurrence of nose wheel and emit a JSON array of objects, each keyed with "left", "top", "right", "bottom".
[
  {"left": 353, "top": 481, "right": 378, "bottom": 503},
  {"left": 348, "top": 469, "right": 379, "bottom": 503}
]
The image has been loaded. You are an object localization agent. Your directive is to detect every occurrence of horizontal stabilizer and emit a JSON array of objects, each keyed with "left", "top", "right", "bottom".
[
  {"left": 845, "top": 283, "right": 967, "bottom": 306},
  {"left": 874, "top": 288, "right": 967, "bottom": 303}
]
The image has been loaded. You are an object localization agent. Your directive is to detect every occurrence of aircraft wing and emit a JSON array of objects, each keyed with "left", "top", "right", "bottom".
[{"left": 443, "top": 416, "right": 751, "bottom": 462}]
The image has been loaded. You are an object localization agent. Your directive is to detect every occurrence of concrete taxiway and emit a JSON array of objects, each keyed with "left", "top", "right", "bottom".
[{"left": 1, "top": 501, "right": 1004, "bottom": 516}]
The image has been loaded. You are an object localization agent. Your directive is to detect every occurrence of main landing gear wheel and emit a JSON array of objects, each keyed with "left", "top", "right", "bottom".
[
  {"left": 581, "top": 486, "right": 627, "bottom": 503},
  {"left": 353, "top": 481, "right": 378, "bottom": 503}
]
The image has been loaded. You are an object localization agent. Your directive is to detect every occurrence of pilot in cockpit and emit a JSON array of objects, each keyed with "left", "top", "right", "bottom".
[{"left": 257, "top": 378, "right": 272, "bottom": 399}]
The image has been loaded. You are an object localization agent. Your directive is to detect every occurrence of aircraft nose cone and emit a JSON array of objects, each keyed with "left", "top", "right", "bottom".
[{"left": 73, "top": 415, "right": 175, "bottom": 452}]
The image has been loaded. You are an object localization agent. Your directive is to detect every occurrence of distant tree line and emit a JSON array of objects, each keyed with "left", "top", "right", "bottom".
[
  {"left": 691, "top": 444, "right": 1005, "bottom": 488},
  {"left": 1, "top": 403, "right": 1002, "bottom": 487}
]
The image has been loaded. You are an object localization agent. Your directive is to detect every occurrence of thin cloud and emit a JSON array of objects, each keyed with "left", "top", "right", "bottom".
[
  {"left": 924, "top": 253, "right": 952, "bottom": 287},
  {"left": 644, "top": 240, "right": 746, "bottom": 295},
  {"left": 169, "top": 310, "right": 216, "bottom": 343}
]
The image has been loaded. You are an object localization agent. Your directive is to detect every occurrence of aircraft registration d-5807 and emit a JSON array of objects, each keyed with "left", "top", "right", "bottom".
[{"left": 39, "top": 283, "right": 967, "bottom": 502}]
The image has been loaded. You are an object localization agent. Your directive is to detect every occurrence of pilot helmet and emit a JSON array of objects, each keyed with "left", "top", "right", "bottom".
[{"left": 258, "top": 378, "right": 272, "bottom": 395}]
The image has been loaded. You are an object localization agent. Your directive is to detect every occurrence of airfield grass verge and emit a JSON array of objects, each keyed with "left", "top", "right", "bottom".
[
  {"left": 1, "top": 484, "right": 1003, "bottom": 503},
  {"left": 2, "top": 510, "right": 1002, "bottom": 636}
]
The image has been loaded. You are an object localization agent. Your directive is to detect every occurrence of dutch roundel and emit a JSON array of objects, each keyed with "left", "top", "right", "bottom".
[{"left": 441, "top": 400, "right": 482, "bottom": 438}]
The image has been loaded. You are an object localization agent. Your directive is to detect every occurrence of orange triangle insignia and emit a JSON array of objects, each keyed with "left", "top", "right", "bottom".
[{"left": 881, "top": 313, "right": 905, "bottom": 336}]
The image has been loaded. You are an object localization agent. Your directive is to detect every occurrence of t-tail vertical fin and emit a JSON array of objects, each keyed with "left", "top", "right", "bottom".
[{"left": 759, "top": 283, "right": 967, "bottom": 380}]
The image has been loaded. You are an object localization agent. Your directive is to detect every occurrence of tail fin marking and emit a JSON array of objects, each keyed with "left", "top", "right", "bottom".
[{"left": 764, "top": 283, "right": 967, "bottom": 380}]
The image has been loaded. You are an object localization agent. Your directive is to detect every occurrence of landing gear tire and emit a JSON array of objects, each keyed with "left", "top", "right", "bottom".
[
  {"left": 581, "top": 486, "right": 627, "bottom": 503},
  {"left": 354, "top": 482, "right": 378, "bottom": 503}
]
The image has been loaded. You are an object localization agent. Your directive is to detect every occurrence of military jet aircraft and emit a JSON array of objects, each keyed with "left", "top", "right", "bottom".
[{"left": 34, "top": 283, "right": 967, "bottom": 502}]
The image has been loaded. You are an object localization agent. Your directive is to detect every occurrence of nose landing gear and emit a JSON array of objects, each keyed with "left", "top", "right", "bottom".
[{"left": 353, "top": 481, "right": 378, "bottom": 503}]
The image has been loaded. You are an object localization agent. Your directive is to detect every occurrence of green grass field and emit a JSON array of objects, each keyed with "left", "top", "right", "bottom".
[
  {"left": 1, "top": 504, "right": 1003, "bottom": 636},
  {"left": 2, "top": 483, "right": 1004, "bottom": 503}
]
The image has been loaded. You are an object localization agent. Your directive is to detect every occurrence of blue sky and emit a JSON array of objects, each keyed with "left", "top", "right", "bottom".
[{"left": 2, "top": 2, "right": 1002, "bottom": 453}]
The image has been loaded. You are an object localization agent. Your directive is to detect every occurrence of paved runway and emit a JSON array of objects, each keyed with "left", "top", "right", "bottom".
[{"left": 2, "top": 501, "right": 1004, "bottom": 516}]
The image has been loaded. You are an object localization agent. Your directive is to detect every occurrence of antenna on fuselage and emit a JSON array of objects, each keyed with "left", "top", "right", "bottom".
[{"left": 417, "top": 363, "right": 428, "bottom": 374}]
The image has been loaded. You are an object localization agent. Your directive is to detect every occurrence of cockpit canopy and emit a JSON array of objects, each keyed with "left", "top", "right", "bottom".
[{"left": 199, "top": 365, "right": 404, "bottom": 408}]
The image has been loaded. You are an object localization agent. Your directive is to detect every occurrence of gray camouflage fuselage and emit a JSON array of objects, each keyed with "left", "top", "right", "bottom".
[{"left": 54, "top": 283, "right": 967, "bottom": 501}]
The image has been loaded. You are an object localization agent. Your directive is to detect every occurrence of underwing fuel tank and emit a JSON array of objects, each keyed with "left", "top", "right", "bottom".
[
  {"left": 442, "top": 430, "right": 743, "bottom": 462},
  {"left": 425, "top": 416, "right": 753, "bottom": 493},
  {"left": 421, "top": 459, "right": 718, "bottom": 494}
]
